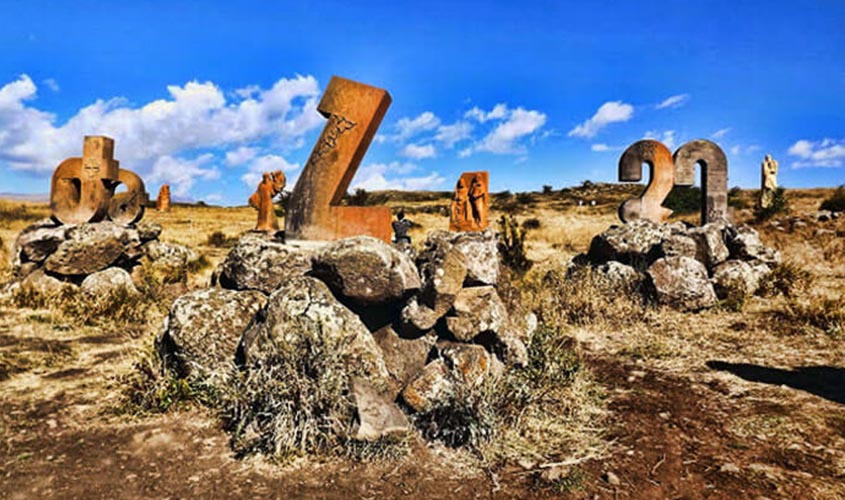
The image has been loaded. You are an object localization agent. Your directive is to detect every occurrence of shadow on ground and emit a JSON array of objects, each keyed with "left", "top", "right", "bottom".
[{"left": 707, "top": 361, "right": 845, "bottom": 405}]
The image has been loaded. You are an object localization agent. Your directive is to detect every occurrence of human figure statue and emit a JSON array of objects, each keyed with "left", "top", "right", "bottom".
[
  {"left": 157, "top": 184, "right": 171, "bottom": 212},
  {"left": 468, "top": 175, "right": 488, "bottom": 228},
  {"left": 249, "top": 170, "right": 286, "bottom": 232},
  {"left": 450, "top": 178, "right": 470, "bottom": 228},
  {"left": 392, "top": 211, "right": 412, "bottom": 244},
  {"left": 760, "top": 154, "right": 779, "bottom": 209}
]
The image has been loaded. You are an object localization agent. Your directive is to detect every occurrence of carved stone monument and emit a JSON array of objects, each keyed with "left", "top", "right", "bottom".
[
  {"left": 248, "top": 170, "right": 286, "bottom": 232},
  {"left": 285, "top": 76, "right": 392, "bottom": 242},
  {"left": 449, "top": 171, "right": 489, "bottom": 232},
  {"left": 760, "top": 154, "right": 778, "bottom": 209},
  {"left": 673, "top": 139, "right": 728, "bottom": 224},
  {"left": 156, "top": 184, "right": 171, "bottom": 212},
  {"left": 49, "top": 136, "right": 147, "bottom": 226},
  {"left": 618, "top": 140, "right": 675, "bottom": 223}
]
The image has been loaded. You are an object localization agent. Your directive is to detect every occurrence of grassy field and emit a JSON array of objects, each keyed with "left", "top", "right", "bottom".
[{"left": 1, "top": 185, "right": 844, "bottom": 499}]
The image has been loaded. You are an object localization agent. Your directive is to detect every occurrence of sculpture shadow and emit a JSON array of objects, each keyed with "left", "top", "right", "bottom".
[{"left": 706, "top": 361, "right": 845, "bottom": 405}]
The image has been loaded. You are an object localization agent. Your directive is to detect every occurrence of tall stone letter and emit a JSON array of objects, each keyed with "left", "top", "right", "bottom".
[
  {"left": 156, "top": 184, "right": 171, "bottom": 212},
  {"left": 285, "top": 76, "right": 392, "bottom": 242},
  {"left": 50, "top": 136, "right": 120, "bottom": 225},
  {"left": 449, "top": 171, "right": 489, "bottom": 232},
  {"left": 109, "top": 169, "right": 150, "bottom": 226},
  {"left": 673, "top": 139, "right": 728, "bottom": 225},
  {"left": 618, "top": 140, "right": 675, "bottom": 223},
  {"left": 759, "top": 154, "right": 778, "bottom": 209}
]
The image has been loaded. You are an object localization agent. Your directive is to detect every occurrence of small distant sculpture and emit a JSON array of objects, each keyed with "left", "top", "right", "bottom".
[
  {"left": 760, "top": 154, "right": 779, "bottom": 209},
  {"left": 449, "top": 171, "right": 489, "bottom": 232},
  {"left": 249, "top": 170, "right": 286, "bottom": 232},
  {"left": 49, "top": 135, "right": 147, "bottom": 226},
  {"left": 156, "top": 184, "right": 171, "bottom": 212},
  {"left": 392, "top": 211, "right": 412, "bottom": 244}
]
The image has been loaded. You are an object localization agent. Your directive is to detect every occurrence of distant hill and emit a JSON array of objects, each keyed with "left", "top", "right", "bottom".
[{"left": 0, "top": 193, "right": 49, "bottom": 203}]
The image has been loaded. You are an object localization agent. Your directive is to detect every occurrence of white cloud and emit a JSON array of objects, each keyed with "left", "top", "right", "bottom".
[
  {"left": 730, "top": 145, "right": 741, "bottom": 156},
  {"left": 644, "top": 130, "right": 677, "bottom": 150},
  {"left": 351, "top": 161, "right": 445, "bottom": 191},
  {"left": 241, "top": 154, "right": 299, "bottom": 187},
  {"left": 225, "top": 146, "right": 258, "bottom": 166},
  {"left": 591, "top": 143, "right": 611, "bottom": 152},
  {"left": 42, "top": 78, "right": 60, "bottom": 92},
  {"left": 473, "top": 108, "right": 547, "bottom": 154},
  {"left": 788, "top": 138, "right": 845, "bottom": 168},
  {"left": 434, "top": 121, "right": 473, "bottom": 148},
  {"left": 402, "top": 143, "right": 436, "bottom": 159},
  {"left": 147, "top": 154, "right": 220, "bottom": 197},
  {"left": 568, "top": 101, "right": 634, "bottom": 138},
  {"left": 711, "top": 127, "right": 731, "bottom": 139},
  {"left": 656, "top": 94, "right": 690, "bottom": 109},
  {"left": 464, "top": 103, "right": 508, "bottom": 123},
  {"left": 395, "top": 111, "right": 440, "bottom": 140}
]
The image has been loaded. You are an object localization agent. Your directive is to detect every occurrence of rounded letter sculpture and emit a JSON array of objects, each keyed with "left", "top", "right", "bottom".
[
  {"left": 618, "top": 139, "right": 675, "bottom": 223},
  {"left": 673, "top": 139, "right": 728, "bottom": 225}
]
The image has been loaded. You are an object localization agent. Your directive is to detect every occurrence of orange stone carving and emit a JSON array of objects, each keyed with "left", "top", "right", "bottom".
[
  {"left": 156, "top": 184, "right": 171, "bottom": 212},
  {"left": 50, "top": 136, "right": 120, "bottom": 225},
  {"left": 109, "top": 169, "right": 150, "bottom": 226},
  {"left": 449, "top": 172, "right": 489, "bottom": 232},
  {"left": 285, "top": 76, "right": 392, "bottom": 242},
  {"left": 618, "top": 140, "right": 675, "bottom": 223},
  {"left": 249, "top": 170, "right": 286, "bottom": 232}
]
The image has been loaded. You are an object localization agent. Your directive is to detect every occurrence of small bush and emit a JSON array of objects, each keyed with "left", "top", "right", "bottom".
[
  {"left": 522, "top": 218, "right": 541, "bottom": 230},
  {"left": 346, "top": 188, "right": 370, "bottom": 207},
  {"left": 728, "top": 186, "right": 748, "bottom": 210},
  {"left": 542, "top": 185, "right": 554, "bottom": 195},
  {"left": 754, "top": 187, "right": 790, "bottom": 221},
  {"left": 758, "top": 261, "right": 813, "bottom": 298},
  {"left": 516, "top": 192, "right": 535, "bottom": 205},
  {"left": 664, "top": 185, "right": 702, "bottom": 215},
  {"left": 820, "top": 185, "right": 845, "bottom": 212},
  {"left": 719, "top": 276, "right": 751, "bottom": 312},
  {"left": 0, "top": 204, "right": 42, "bottom": 225},
  {"left": 206, "top": 231, "right": 237, "bottom": 248},
  {"left": 771, "top": 296, "right": 845, "bottom": 338},
  {"left": 498, "top": 215, "right": 533, "bottom": 274}
]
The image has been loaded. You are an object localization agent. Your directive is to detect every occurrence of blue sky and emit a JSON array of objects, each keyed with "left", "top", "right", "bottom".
[{"left": 0, "top": 0, "right": 843, "bottom": 205}]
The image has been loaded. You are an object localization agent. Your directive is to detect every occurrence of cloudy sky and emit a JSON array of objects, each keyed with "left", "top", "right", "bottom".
[{"left": 0, "top": 0, "right": 842, "bottom": 205}]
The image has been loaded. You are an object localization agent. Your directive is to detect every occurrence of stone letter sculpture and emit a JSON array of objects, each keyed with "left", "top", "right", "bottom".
[
  {"left": 156, "top": 184, "right": 171, "bottom": 212},
  {"left": 449, "top": 171, "right": 489, "bottom": 231},
  {"left": 673, "top": 139, "right": 728, "bottom": 225},
  {"left": 50, "top": 136, "right": 120, "bottom": 225},
  {"left": 249, "top": 170, "right": 286, "bottom": 232},
  {"left": 285, "top": 76, "right": 392, "bottom": 242},
  {"left": 760, "top": 154, "right": 778, "bottom": 209},
  {"left": 109, "top": 169, "right": 150, "bottom": 226},
  {"left": 618, "top": 140, "right": 675, "bottom": 223}
]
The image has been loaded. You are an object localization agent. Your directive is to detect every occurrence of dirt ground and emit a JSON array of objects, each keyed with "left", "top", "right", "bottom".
[{"left": 1, "top": 186, "right": 843, "bottom": 499}]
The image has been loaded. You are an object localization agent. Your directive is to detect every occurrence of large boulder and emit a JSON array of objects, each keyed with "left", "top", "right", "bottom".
[
  {"left": 727, "top": 226, "right": 781, "bottom": 266},
  {"left": 44, "top": 222, "right": 139, "bottom": 275},
  {"left": 214, "top": 233, "right": 312, "bottom": 294},
  {"left": 649, "top": 233, "right": 698, "bottom": 261},
  {"left": 711, "top": 260, "right": 760, "bottom": 299},
  {"left": 436, "top": 342, "right": 496, "bottom": 387},
  {"left": 238, "top": 277, "right": 390, "bottom": 388},
  {"left": 158, "top": 288, "right": 267, "bottom": 380},
  {"left": 444, "top": 286, "right": 508, "bottom": 342},
  {"left": 14, "top": 222, "right": 68, "bottom": 264},
  {"left": 349, "top": 377, "right": 411, "bottom": 442},
  {"left": 647, "top": 256, "right": 717, "bottom": 311},
  {"left": 689, "top": 223, "right": 730, "bottom": 269},
  {"left": 19, "top": 268, "right": 72, "bottom": 296},
  {"left": 135, "top": 222, "right": 163, "bottom": 242},
  {"left": 311, "top": 236, "right": 421, "bottom": 306},
  {"left": 81, "top": 267, "right": 139, "bottom": 297},
  {"left": 416, "top": 238, "right": 468, "bottom": 314},
  {"left": 401, "top": 360, "right": 454, "bottom": 412},
  {"left": 588, "top": 219, "right": 672, "bottom": 266},
  {"left": 421, "top": 230, "right": 498, "bottom": 286},
  {"left": 595, "top": 261, "right": 645, "bottom": 289},
  {"left": 143, "top": 240, "right": 197, "bottom": 268},
  {"left": 371, "top": 325, "right": 436, "bottom": 394}
]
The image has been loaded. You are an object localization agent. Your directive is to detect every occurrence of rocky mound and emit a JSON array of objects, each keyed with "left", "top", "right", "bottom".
[
  {"left": 159, "top": 229, "right": 535, "bottom": 442},
  {"left": 9, "top": 219, "right": 196, "bottom": 296},
  {"left": 580, "top": 219, "right": 781, "bottom": 311}
]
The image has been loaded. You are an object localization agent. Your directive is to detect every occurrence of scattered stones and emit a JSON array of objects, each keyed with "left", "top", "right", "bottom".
[
  {"left": 213, "top": 233, "right": 312, "bottom": 294},
  {"left": 647, "top": 256, "right": 717, "bottom": 311},
  {"left": 604, "top": 471, "right": 622, "bottom": 486}
]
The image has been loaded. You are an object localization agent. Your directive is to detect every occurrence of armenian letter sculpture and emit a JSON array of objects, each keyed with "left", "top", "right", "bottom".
[
  {"left": 156, "top": 184, "right": 171, "bottom": 212},
  {"left": 617, "top": 140, "right": 675, "bottom": 223},
  {"left": 50, "top": 136, "right": 148, "bottom": 226},
  {"left": 285, "top": 76, "right": 392, "bottom": 242},
  {"left": 760, "top": 154, "right": 778, "bottom": 209},
  {"left": 673, "top": 139, "right": 728, "bottom": 224},
  {"left": 449, "top": 171, "right": 490, "bottom": 231},
  {"left": 249, "top": 170, "right": 286, "bottom": 232}
]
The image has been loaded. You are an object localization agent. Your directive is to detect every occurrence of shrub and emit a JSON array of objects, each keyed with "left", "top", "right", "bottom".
[
  {"left": 522, "top": 217, "right": 541, "bottom": 230},
  {"left": 498, "top": 215, "right": 533, "bottom": 274},
  {"left": 516, "top": 192, "right": 535, "bottom": 205},
  {"left": 346, "top": 188, "right": 370, "bottom": 206},
  {"left": 770, "top": 296, "right": 845, "bottom": 338},
  {"left": 754, "top": 187, "right": 789, "bottom": 221},
  {"left": 542, "top": 185, "right": 554, "bottom": 195},
  {"left": 664, "top": 186, "right": 702, "bottom": 215},
  {"left": 206, "top": 231, "right": 236, "bottom": 248},
  {"left": 0, "top": 204, "right": 42, "bottom": 225},
  {"left": 758, "top": 261, "right": 813, "bottom": 298},
  {"left": 820, "top": 185, "right": 845, "bottom": 212},
  {"left": 728, "top": 186, "right": 748, "bottom": 210}
]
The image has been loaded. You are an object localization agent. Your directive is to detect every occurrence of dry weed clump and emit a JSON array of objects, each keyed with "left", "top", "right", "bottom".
[
  {"left": 758, "top": 261, "right": 814, "bottom": 298},
  {"left": 771, "top": 296, "right": 845, "bottom": 338}
]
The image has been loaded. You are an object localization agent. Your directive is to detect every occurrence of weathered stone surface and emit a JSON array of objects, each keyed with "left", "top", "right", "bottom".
[
  {"left": 108, "top": 168, "right": 149, "bottom": 226},
  {"left": 711, "top": 260, "right": 759, "bottom": 299},
  {"left": 144, "top": 240, "right": 197, "bottom": 268},
  {"left": 399, "top": 296, "right": 442, "bottom": 334},
  {"left": 689, "top": 223, "right": 729, "bottom": 269},
  {"left": 371, "top": 324, "right": 436, "bottom": 393},
  {"left": 647, "top": 256, "right": 717, "bottom": 311},
  {"left": 285, "top": 76, "right": 392, "bottom": 242},
  {"left": 650, "top": 233, "right": 699, "bottom": 261},
  {"left": 81, "top": 267, "right": 138, "bottom": 296},
  {"left": 673, "top": 140, "right": 729, "bottom": 224},
  {"left": 588, "top": 219, "right": 671, "bottom": 266},
  {"left": 420, "top": 230, "right": 498, "bottom": 287},
  {"left": 311, "top": 236, "right": 421, "bottom": 305},
  {"left": 618, "top": 140, "right": 675, "bottom": 223},
  {"left": 45, "top": 222, "right": 139, "bottom": 275},
  {"left": 437, "top": 342, "right": 493, "bottom": 387},
  {"left": 14, "top": 222, "right": 67, "bottom": 263},
  {"left": 136, "top": 222, "right": 162, "bottom": 242},
  {"left": 214, "top": 233, "right": 312, "bottom": 294},
  {"left": 449, "top": 171, "right": 489, "bottom": 232},
  {"left": 401, "top": 360, "right": 453, "bottom": 412},
  {"left": 349, "top": 377, "right": 411, "bottom": 442},
  {"left": 159, "top": 288, "right": 267, "bottom": 379},
  {"left": 596, "top": 261, "right": 644, "bottom": 288},
  {"left": 727, "top": 226, "right": 781, "bottom": 266},
  {"left": 238, "top": 277, "right": 390, "bottom": 387},
  {"left": 445, "top": 286, "right": 508, "bottom": 342},
  {"left": 20, "top": 269, "right": 71, "bottom": 296}
]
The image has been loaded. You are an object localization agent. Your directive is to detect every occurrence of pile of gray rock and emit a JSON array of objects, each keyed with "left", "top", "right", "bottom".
[
  {"left": 159, "top": 229, "right": 534, "bottom": 442},
  {"left": 7, "top": 219, "right": 196, "bottom": 297},
  {"left": 581, "top": 219, "right": 781, "bottom": 311}
]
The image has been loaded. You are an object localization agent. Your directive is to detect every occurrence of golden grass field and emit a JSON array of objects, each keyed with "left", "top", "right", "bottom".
[{"left": 0, "top": 185, "right": 844, "bottom": 499}]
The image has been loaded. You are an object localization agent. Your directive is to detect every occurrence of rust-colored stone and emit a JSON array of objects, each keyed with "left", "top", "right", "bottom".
[
  {"left": 50, "top": 136, "right": 119, "bottom": 225},
  {"left": 285, "top": 76, "right": 392, "bottom": 242},
  {"left": 156, "top": 184, "right": 171, "bottom": 212},
  {"left": 109, "top": 168, "right": 150, "bottom": 226},
  {"left": 618, "top": 140, "right": 675, "bottom": 223},
  {"left": 249, "top": 170, "right": 286, "bottom": 232},
  {"left": 449, "top": 171, "right": 489, "bottom": 232},
  {"left": 673, "top": 139, "right": 728, "bottom": 225}
]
